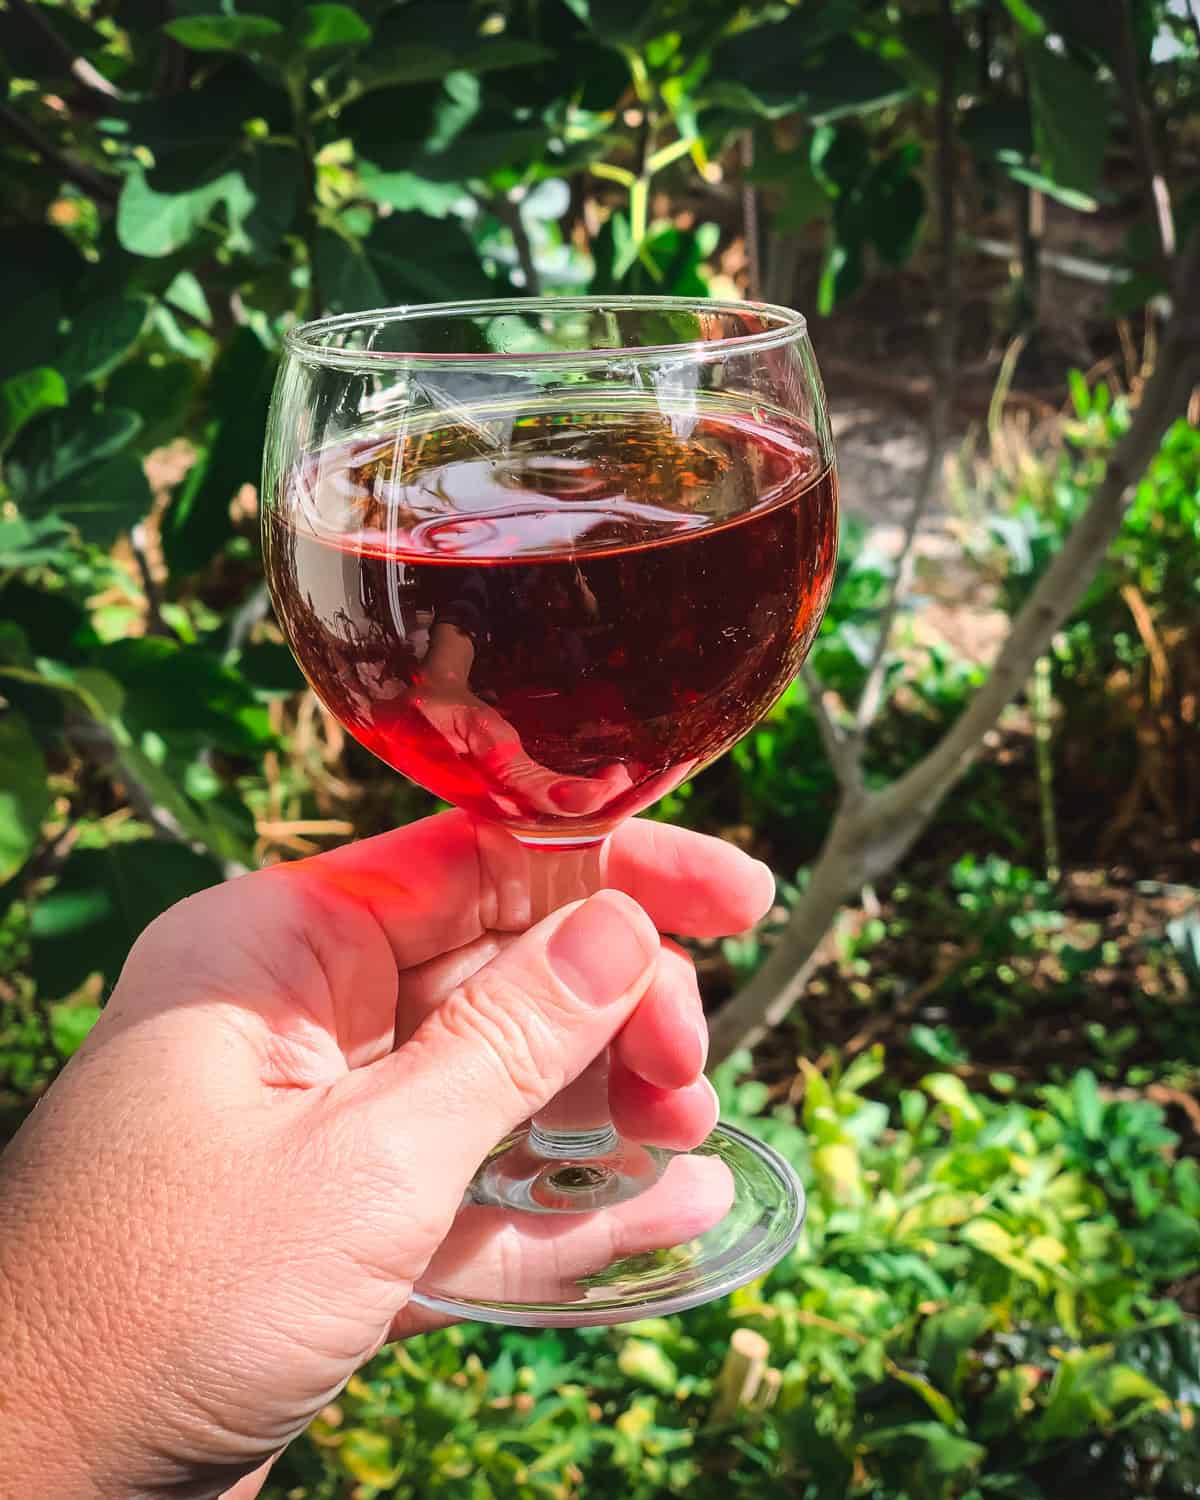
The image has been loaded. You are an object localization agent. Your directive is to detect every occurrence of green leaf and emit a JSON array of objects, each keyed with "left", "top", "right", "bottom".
[
  {"left": 31, "top": 842, "right": 223, "bottom": 997},
  {"left": 163, "top": 13, "right": 285, "bottom": 51},
  {"left": 1, "top": 368, "right": 67, "bottom": 452},
  {"left": 8, "top": 406, "right": 143, "bottom": 501},
  {"left": 117, "top": 165, "right": 250, "bottom": 258},
  {"left": 315, "top": 215, "right": 492, "bottom": 313},
  {"left": 617, "top": 1338, "right": 678, "bottom": 1394},
  {"left": 28, "top": 452, "right": 153, "bottom": 547},
  {"left": 101, "top": 638, "right": 273, "bottom": 757},
  {"left": 0, "top": 514, "right": 74, "bottom": 570},
  {"left": 358, "top": 165, "right": 465, "bottom": 217},
  {"left": 859, "top": 1422, "right": 985, "bottom": 1476},
  {"left": 1071, "top": 1068, "right": 1104, "bottom": 1138},
  {"left": 1024, "top": 43, "right": 1109, "bottom": 200},
  {"left": 0, "top": 714, "right": 50, "bottom": 883},
  {"left": 162, "top": 327, "right": 275, "bottom": 574},
  {"left": 1001, "top": 0, "right": 1048, "bottom": 34},
  {"left": 56, "top": 296, "right": 148, "bottom": 389},
  {"left": 918, "top": 1305, "right": 993, "bottom": 1395},
  {"left": 295, "top": 3, "right": 370, "bottom": 50},
  {"left": 49, "top": 1001, "right": 102, "bottom": 1057},
  {"left": 105, "top": 361, "right": 197, "bottom": 452}
]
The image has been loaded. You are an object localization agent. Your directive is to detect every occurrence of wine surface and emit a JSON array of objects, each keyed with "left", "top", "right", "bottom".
[{"left": 266, "top": 401, "right": 837, "bottom": 841}]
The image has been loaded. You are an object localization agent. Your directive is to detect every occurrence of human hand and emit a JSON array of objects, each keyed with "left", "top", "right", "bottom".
[{"left": 0, "top": 813, "right": 772, "bottom": 1500}]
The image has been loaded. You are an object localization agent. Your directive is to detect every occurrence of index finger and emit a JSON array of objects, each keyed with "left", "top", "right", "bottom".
[{"left": 293, "top": 811, "right": 773, "bottom": 972}]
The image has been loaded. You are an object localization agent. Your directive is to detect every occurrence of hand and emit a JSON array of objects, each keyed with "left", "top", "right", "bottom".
[{"left": 0, "top": 813, "right": 772, "bottom": 1500}]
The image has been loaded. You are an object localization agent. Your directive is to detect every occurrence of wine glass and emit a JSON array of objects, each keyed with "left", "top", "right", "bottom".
[{"left": 262, "top": 296, "right": 837, "bottom": 1326}]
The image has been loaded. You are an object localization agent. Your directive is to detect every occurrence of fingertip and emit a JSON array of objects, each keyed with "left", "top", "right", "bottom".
[{"left": 739, "top": 856, "right": 777, "bottom": 928}]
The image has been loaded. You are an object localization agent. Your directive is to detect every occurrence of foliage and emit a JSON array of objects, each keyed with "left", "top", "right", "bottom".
[
  {"left": 258, "top": 1055, "right": 1199, "bottom": 1500},
  {"left": 2, "top": 2, "right": 1199, "bottom": 1496}
]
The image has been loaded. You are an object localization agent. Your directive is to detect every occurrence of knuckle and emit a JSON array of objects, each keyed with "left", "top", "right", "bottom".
[{"left": 436, "top": 970, "right": 566, "bottom": 1117}]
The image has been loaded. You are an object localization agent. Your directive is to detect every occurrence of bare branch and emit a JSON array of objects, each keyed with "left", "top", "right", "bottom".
[
  {"left": 850, "top": 0, "right": 958, "bottom": 741},
  {"left": 709, "top": 231, "right": 1200, "bottom": 1068},
  {"left": 491, "top": 193, "right": 542, "bottom": 296},
  {"left": 801, "top": 664, "right": 864, "bottom": 799},
  {"left": 1111, "top": 0, "right": 1176, "bottom": 287},
  {"left": 876, "top": 230, "right": 1200, "bottom": 830},
  {"left": 740, "top": 131, "right": 762, "bottom": 301},
  {"left": 8, "top": 0, "right": 120, "bottom": 99},
  {"left": 0, "top": 100, "right": 117, "bottom": 203}
]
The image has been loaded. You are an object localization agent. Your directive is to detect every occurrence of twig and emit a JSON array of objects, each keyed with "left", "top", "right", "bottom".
[
  {"left": 0, "top": 100, "right": 117, "bottom": 203},
  {"left": 740, "top": 131, "right": 761, "bottom": 301},
  {"left": 801, "top": 663, "right": 864, "bottom": 799},
  {"left": 849, "top": 0, "right": 958, "bottom": 743},
  {"left": 8, "top": 0, "right": 121, "bottom": 99},
  {"left": 879, "top": 230, "right": 1200, "bottom": 831},
  {"left": 491, "top": 193, "right": 541, "bottom": 295},
  {"left": 227, "top": 580, "right": 272, "bottom": 653},
  {"left": 712, "top": 1329, "right": 770, "bottom": 1419},
  {"left": 286, "top": 71, "right": 323, "bottom": 316},
  {"left": 130, "top": 523, "right": 169, "bottom": 638},
  {"left": 1110, "top": 0, "right": 1177, "bottom": 288},
  {"left": 1032, "top": 655, "right": 1060, "bottom": 884},
  {"left": 814, "top": 940, "right": 983, "bottom": 1071},
  {"left": 708, "top": 232, "right": 1200, "bottom": 1069}
]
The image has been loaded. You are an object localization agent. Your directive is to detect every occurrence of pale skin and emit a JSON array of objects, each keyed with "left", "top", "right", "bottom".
[{"left": 0, "top": 812, "right": 773, "bottom": 1499}]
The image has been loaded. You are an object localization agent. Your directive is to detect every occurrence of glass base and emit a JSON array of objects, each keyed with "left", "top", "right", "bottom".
[{"left": 411, "top": 1123, "right": 805, "bottom": 1327}]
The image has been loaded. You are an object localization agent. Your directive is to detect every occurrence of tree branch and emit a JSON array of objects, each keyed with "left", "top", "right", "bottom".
[
  {"left": 1111, "top": 0, "right": 1176, "bottom": 289},
  {"left": 492, "top": 193, "right": 541, "bottom": 295},
  {"left": 740, "top": 131, "right": 762, "bottom": 301},
  {"left": 876, "top": 231, "right": 1200, "bottom": 830},
  {"left": 851, "top": 0, "right": 958, "bottom": 742},
  {"left": 709, "top": 231, "right": 1200, "bottom": 1068},
  {"left": 0, "top": 100, "right": 117, "bottom": 203},
  {"left": 801, "top": 664, "right": 863, "bottom": 799},
  {"left": 8, "top": 0, "right": 121, "bottom": 100}
]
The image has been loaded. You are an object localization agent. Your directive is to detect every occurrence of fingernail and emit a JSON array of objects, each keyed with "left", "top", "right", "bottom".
[
  {"left": 693, "top": 1011, "right": 711, "bottom": 1066},
  {"left": 548, "top": 892, "right": 658, "bottom": 1007},
  {"left": 549, "top": 779, "right": 604, "bottom": 814}
]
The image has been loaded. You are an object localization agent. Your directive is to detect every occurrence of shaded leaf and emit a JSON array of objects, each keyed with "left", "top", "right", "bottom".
[
  {"left": 1, "top": 368, "right": 67, "bottom": 452},
  {"left": 31, "top": 842, "right": 223, "bottom": 997},
  {"left": 0, "top": 514, "right": 74, "bottom": 570},
  {"left": 0, "top": 713, "right": 50, "bottom": 883},
  {"left": 56, "top": 296, "right": 148, "bottom": 389},
  {"left": 295, "top": 3, "right": 371, "bottom": 50},
  {"left": 8, "top": 406, "right": 143, "bottom": 501},
  {"left": 164, "top": 13, "right": 285, "bottom": 51},
  {"left": 27, "top": 452, "right": 154, "bottom": 547},
  {"left": 1024, "top": 43, "right": 1109, "bottom": 201},
  {"left": 162, "top": 327, "right": 275, "bottom": 574}
]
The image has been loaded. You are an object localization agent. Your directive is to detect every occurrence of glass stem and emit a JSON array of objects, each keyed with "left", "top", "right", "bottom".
[{"left": 529, "top": 1050, "right": 619, "bottom": 1160}]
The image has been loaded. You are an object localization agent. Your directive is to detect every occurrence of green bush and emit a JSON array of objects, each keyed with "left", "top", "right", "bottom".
[{"left": 265, "top": 1055, "right": 1199, "bottom": 1500}]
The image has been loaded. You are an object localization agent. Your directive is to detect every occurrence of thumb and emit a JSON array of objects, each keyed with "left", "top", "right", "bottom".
[{"left": 340, "top": 889, "right": 659, "bottom": 1214}]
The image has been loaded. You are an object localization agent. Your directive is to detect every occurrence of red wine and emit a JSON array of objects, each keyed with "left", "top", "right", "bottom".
[{"left": 266, "top": 402, "right": 837, "bottom": 841}]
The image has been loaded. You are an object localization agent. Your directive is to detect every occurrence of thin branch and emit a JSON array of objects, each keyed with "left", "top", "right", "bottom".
[
  {"left": 709, "top": 230, "right": 1200, "bottom": 1068},
  {"left": 850, "top": 0, "right": 958, "bottom": 742},
  {"left": 130, "top": 523, "right": 170, "bottom": 639},
  {"left": 0, "top": 100, "right": 117, "bottom": 203},
  {"left": 740, "top": 131, "right": 761, "bottom": 301},
  {"left": 1111, "top": 0, "right": 1176, "bottom": 288},
  {"left": 8, "top": 0, "right": 121, "bottom": 99},
  {"left": 877, "top": 229, "right": 1200, "bottom": 831},
  {"left": 492, "top": 193, "right": 541, "bottom": 295},
  {"left": 287, "top": 71, "right": 323, "bottom": 317},
  {"left": 801, "top": 664, "right": 864, "bottom": 799}
]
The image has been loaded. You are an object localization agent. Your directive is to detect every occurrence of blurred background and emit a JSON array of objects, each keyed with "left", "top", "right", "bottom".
[{"left": 2, "top": 1, "right": 1198, "bottom": 1495}]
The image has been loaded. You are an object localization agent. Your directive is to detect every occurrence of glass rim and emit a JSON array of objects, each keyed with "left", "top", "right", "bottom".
[{"left": 284, "top": 295, "right": 809, "bottom": 371}]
